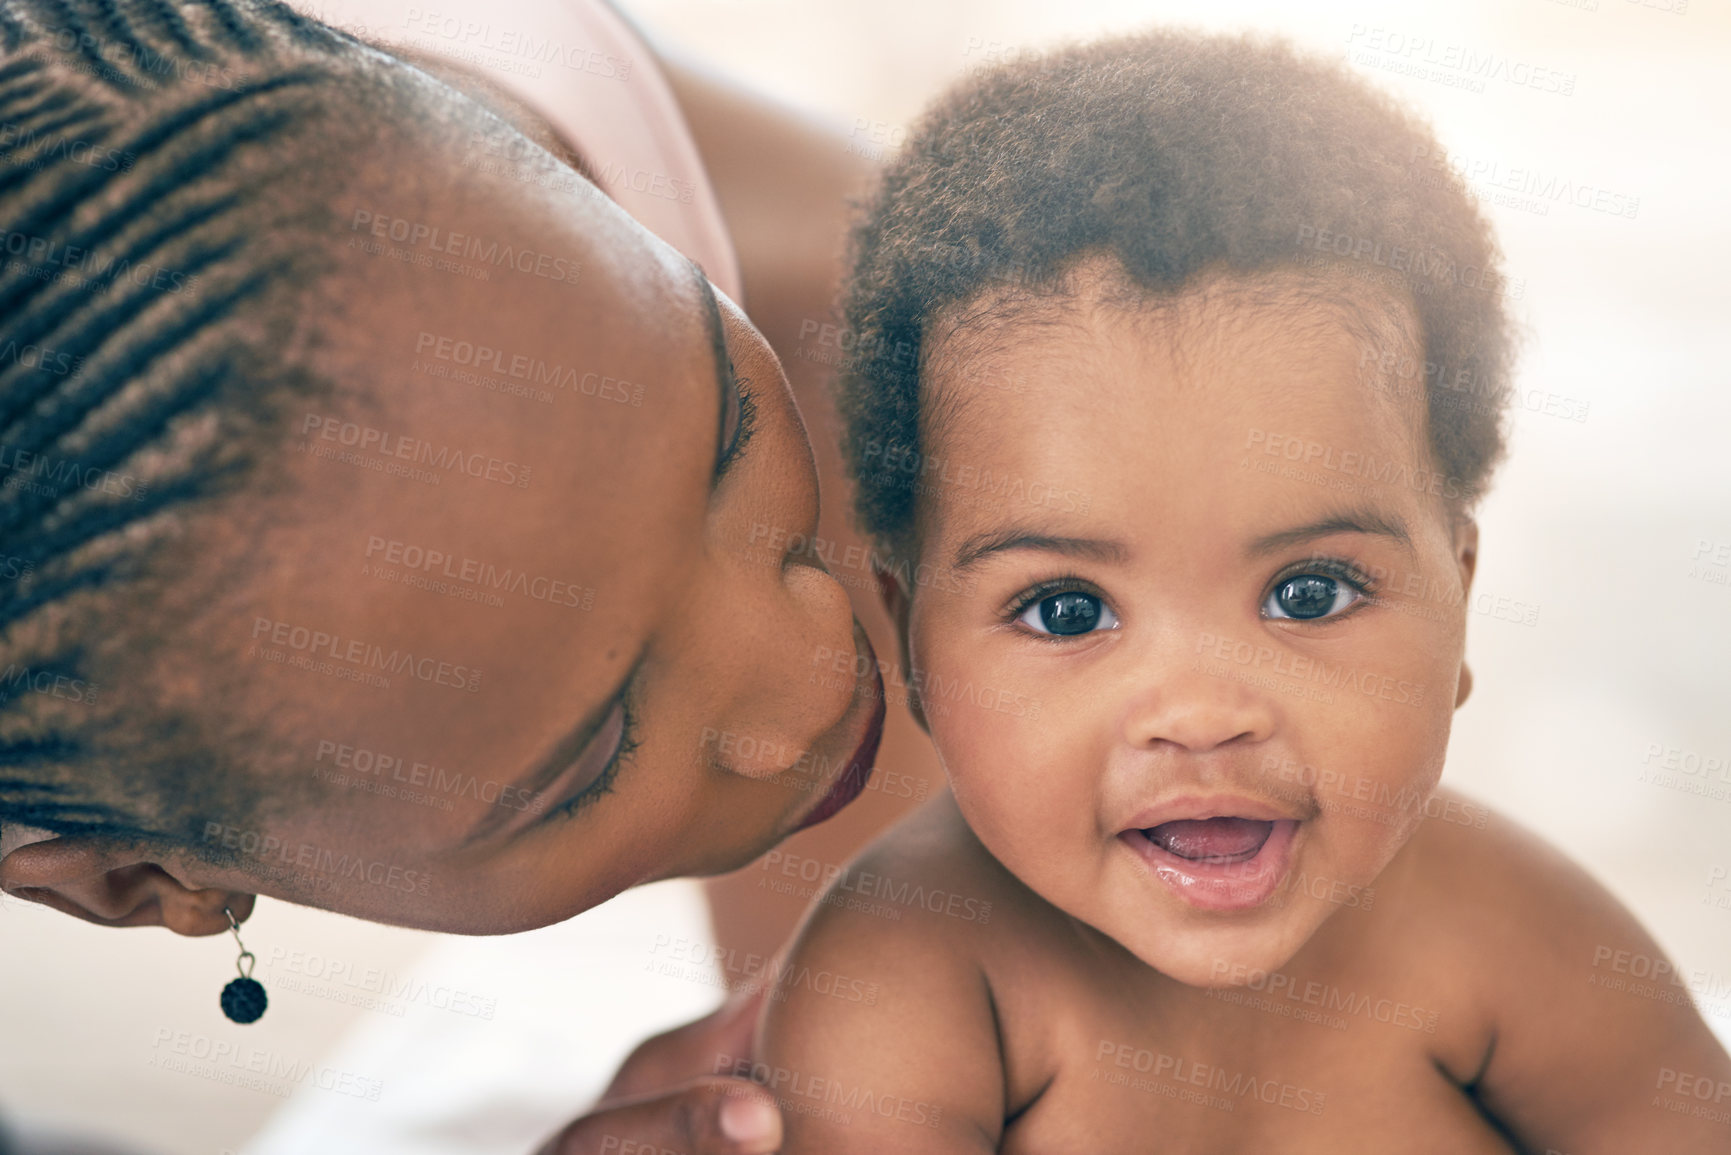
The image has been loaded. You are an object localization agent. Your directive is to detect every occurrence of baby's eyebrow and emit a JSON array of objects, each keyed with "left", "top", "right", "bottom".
[
  {"left": 951, "top": 529, "right": 1130, "bottom": 573},
  {"left": 1247, "top": 510, "right": 1415, "bottom": 558}
]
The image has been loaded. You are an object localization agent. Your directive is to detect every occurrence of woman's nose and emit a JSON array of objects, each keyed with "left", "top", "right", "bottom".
[{"left": 706, "top": 558, "right": 862, "bottom": 779}]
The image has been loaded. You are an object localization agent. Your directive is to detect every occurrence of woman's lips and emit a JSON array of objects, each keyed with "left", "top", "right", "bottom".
[
  {"left": 794, "top": 655, "right": 887, "bottom": 832},
  {"left": 795, "top": 689, "right": 884, "bottom": 831},
  {"left": 1122, "top": 818, "right": 1299, "bottom": 911}
]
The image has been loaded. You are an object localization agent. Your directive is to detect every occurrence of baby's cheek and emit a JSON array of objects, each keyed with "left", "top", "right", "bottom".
[
  {"left": 931, "top": 693, "right": 1029, "bottom": 807},
  {"left": 1302, "top": 697, "right": 1448, "bottom": 880},
  {"left": 933, "top": 696, "right": 1085, "bottom": 864}
]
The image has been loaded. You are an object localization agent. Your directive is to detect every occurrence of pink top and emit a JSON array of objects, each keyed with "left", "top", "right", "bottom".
[{"left": 297, "top": 0, "right": 744, "bottom": 301}]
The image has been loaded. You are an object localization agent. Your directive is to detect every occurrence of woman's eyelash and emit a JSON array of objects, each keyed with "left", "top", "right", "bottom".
[
  {"left": 556, "top": 696, "right": 639, "bottom": 820},
  {"left": 715, "top": 379, "right": 758, "bottom": 482}
]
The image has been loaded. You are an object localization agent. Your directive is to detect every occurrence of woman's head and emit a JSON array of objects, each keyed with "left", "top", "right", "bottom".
[{"left": 0, "top": 0, "right": 883, "bottom": 935}]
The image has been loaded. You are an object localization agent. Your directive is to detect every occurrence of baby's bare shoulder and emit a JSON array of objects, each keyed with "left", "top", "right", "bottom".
[
  {"left": 788, "top": 790, "right": 1035, "bottom": 966},
  {"left": 1382, "top": 788, "right": 1730, "bottom": 1150},
  {"left": 1385, "top": 787, "right": 1634, "bottom": 986},
  {"left": 1396, "top": 787, "right": 1612, "bottom": 943},
  {"left": 758, "top": 792, "right": 1016, "bottom": 1153}
]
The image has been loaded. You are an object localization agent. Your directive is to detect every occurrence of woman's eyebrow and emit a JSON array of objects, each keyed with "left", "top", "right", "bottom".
[{"left": 690, "top": 264, "right": 739, "bottom": 482}]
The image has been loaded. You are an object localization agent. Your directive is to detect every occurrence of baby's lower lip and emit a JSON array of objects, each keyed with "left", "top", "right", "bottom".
[{"left": 1121, "top": 819, "right": 1299, "bottom": 912}]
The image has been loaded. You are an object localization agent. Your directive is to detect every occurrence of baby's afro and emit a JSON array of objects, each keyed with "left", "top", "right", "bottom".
[{"left": 837, "top": 31, "right": 1516, "bottom": 553}]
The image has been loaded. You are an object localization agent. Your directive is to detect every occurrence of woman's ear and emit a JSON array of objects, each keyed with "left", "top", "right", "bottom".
[
  {"left": 872, "top": 557, "right": 928, "bottom": 733},
  {"left": 0, "top": 835, "right": 253, "bottom": 935}
]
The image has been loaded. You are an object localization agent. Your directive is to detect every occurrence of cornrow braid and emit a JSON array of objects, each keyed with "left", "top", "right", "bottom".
[{"left": 0, "top": 0, "right": 390, "bottom": 845}]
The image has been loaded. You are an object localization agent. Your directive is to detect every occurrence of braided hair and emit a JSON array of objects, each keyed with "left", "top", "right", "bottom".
[{"left": 0, "top": 0, "right": 401, "bottom": 847}]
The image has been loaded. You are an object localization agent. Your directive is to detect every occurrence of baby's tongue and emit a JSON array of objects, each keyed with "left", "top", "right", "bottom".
[{"left": 1148, "top": 817, "right": 1273, "bottom": 861}]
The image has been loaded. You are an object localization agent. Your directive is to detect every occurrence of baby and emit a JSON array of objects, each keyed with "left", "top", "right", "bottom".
[{"left": 745, "top": 32, "right": 1731, "bottom": 1154}]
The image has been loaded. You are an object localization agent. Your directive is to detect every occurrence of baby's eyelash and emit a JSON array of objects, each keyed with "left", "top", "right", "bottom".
[
  {"left": 1000, "top": 562, "right": 1378, "bottom": 633},
  {"left": 1002, "top": 575, "right": 1107, "bottom": 621},
  {"left": 1271, "top": 557, "right": 1380, "bottom": 596}
]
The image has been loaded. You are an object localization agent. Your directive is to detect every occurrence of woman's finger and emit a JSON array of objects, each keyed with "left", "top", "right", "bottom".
[
  {"left": 603, "top": 983, "right": 771, "bottom": 1103},
  {"left": 537, "top": 1077, "right": 782, "bottom": 1155}
]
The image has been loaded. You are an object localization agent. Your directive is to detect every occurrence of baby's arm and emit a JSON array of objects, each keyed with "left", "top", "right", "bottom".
[
  {"left": 755, "top": 831, "right": 1007, "bottom": 1153},
  {"left": 1439, "top": 809, "right": 1731, "bottom": 1152}
]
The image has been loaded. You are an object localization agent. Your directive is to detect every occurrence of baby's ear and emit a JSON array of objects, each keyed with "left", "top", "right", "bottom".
[
  {"left": 873, "top": 559, "right": 910, "bottom": 636},
  {"left": 1454, "top": 517, "right": 1479, "bottom": 591},
  {"left": 1453, "top": 518, "right": 1479, "bottom": 709},
  {"left": 0, "top": 834, "right": 252, "bottom": 935},
  {"left": 871, "top": 556, "right": 929, "bottom": 733}
]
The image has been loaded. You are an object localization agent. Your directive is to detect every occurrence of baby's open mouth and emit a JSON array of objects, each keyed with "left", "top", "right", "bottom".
[
  {"left": 1144, "top": 817, "right": 1274, "bottom": 864},
  {"left": 1122, "top": 814, "right": 1299, "bottom": 912}
]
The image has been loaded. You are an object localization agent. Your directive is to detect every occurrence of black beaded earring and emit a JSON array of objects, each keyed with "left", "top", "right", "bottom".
[{"left": 220, "top": 906, "right": 268, "bottom": 1024}]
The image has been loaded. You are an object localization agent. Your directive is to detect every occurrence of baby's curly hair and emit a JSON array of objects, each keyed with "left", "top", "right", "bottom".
[{"left": 837, "top": 31, "right": 1516, "bottom": 555}]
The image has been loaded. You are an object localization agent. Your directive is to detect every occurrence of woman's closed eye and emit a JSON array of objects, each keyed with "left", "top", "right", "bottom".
[
  {"left": 551, "top": 694, "right": 640, "bottom": 822},
  {"left": 695, "top": 265, "right": 759, "bottom": 486},
  {"left": 715, "top": 375, "right": 758, "bottom": 483}
]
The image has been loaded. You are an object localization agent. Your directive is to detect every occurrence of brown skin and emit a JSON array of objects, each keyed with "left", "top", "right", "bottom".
[
  {"left": 910, "top": 264, "right": 1463, "bottom": 986},
  {"left": 759, "top": 261, "right": 1731, "bottom": 1152},
  {"left": 534, "top": 987, "right": 783, "bottom": 1155},
  {"left": 765, "top": 794, "right": 1731, "bottom": 1153},
  {"left": 657, "top": 50, "right": 940, "bottom": 972},
  {"left": 328, "top": 30, "right": 936, "bottom": 955},
  {"left": 1, "top": 70, "right": 882, "bottom": 937},
  {"left": 0, "top": 46, "right": 923, "bottom": 1155}
]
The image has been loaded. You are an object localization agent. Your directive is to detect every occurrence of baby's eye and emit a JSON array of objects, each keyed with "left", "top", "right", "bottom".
[
  {"left": 1263, "top": 574, "right": 1361, "bottom": 621},
  {"left": 1016, "top": 591, "right": 1119, "bottom": 636}
]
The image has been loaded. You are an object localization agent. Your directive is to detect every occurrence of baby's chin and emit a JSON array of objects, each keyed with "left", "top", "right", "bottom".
[
  {"left": 1082, "top": 814, "right": 1416, "bottom": 987},
  {"left": 1090, "top": 892, "right": 1336, "bottom": 989}
]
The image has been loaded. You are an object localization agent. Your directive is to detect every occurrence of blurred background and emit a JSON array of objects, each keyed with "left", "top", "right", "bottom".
[{"left": 3, "top": 0, "right": 1727, "bottom": 1151}]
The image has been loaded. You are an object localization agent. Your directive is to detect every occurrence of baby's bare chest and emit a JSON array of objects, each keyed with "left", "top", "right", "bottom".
[
  {"left": 988, "top": 935, "right": 1509, "bottom": 1152},
  {"left": 1000, "top": 1029, "right": 1516, "bottom": 1154}
]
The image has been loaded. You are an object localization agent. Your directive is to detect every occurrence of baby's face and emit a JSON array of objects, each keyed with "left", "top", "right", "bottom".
[{"left": 903, "top": 264, "right": 1476, "bottom": 986}]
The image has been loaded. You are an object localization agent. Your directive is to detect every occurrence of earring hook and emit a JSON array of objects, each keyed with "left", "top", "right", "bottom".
[{"left": 224, "top": 905, "right": 255, "bottom": 979}]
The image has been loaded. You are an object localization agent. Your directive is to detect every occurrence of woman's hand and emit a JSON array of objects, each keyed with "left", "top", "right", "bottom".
[{"left": 536, "top": 987, "right": 781, "bottom": 1155}]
